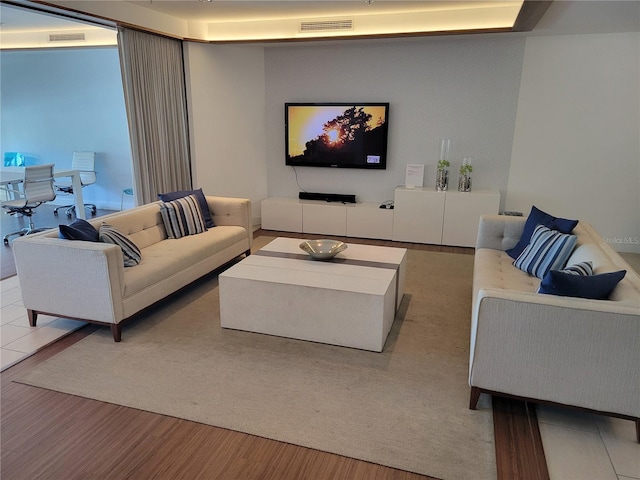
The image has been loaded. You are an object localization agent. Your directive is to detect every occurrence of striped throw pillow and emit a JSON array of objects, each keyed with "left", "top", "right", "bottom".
[
  {"left": 160, "top": 194, "right": 207, "bottom": 239},
  {"left": 513, "top": 224, "right": 577, "bottom": 279},
  {"left": 99, "top": 223, "right": 142, "bottom": 267},
  {"left": 560, "top": 261, "right": 593, "bottom": 276}
]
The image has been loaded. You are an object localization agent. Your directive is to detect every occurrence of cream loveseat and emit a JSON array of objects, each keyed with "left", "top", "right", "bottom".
[
  {"left": 469, "top": 213, "right": 640, "bottom": 441},
  {"left": 12, "top": 195, "right": 252, "bottom": 342}
]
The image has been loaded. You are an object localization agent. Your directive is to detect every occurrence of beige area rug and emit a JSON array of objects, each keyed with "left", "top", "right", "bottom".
[{"left": 19, "top": 237, "right": 495, "bottom": 480}]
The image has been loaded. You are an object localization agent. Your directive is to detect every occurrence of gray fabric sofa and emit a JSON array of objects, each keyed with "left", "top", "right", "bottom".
[
  {"left": 12, "top": 196, "right": 252, "bottom": 342},
  {"left": 469, "top": 214, "right": 640, "bottom": 441}
]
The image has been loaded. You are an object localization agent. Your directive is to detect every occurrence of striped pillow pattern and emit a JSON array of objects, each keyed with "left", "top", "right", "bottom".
[
  {"left": 561, "top": 261, "right": 593, "bottom": 276},
  {"left": 536, "top": 261, "right": 593, "bottom": 293},
  {"left": 513, "top": 224, "right": 577, "bottom": 279},
  {"left": 160, "top": 194, "right": 207, "bottom": 239},
  {"left": 99, "top": 223, "right": 142, "bottom": 267}
]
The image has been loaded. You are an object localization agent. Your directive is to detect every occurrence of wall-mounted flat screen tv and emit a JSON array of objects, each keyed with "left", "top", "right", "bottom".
[{"left": 285, "top": 102, "right": 389, "bottom": 169}]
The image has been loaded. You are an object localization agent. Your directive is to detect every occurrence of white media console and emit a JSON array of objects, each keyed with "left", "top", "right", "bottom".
[{"left": 261, "top": 187, "right": 500, "bottom": 247}]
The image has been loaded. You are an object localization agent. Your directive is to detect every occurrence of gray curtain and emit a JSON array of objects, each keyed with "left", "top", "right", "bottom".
[{"left": 117, "top": 27, "right": 192, "bottom": 205}]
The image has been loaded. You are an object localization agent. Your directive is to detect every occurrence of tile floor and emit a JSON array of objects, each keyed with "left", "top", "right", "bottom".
[
  {"left": 1, "top": 274, "right": 87, "bottom": 370},
  {"left": 1, "top": 257, "right": 639, "bottom": 480}
]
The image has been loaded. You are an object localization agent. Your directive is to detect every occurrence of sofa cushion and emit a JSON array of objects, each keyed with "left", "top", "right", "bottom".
[
  {"left": 506, "top": 206, "right": 578, "bottom": 259},
  {"left": 566, "top": 242, "right": 622, "bottom": 275},
  {"left": 474, "top": 248, "right": 541, "bottom": 294},
  {"left": 160, "top": 195, "right": 207, "bottom": 239},
  {"left": 538, "top": 269, "right": 627, "bottom": 299},
  {"left": 99, "top": 223, "right": 142, "bottom": 267},
  {"left": 513, "top": 224, "right": 577, "bottom": 279},
  {"left": 159, "top": 188, "right": 214, "bottom": 228},
  {"left": 59, "top": 219, "right": 99, "bottom": 242},
  {"left": 123, "top": 225, "right": 247, "bottom": 298},
  {"left": 102, "top": 202, "right": 167, "bottom": 250}
]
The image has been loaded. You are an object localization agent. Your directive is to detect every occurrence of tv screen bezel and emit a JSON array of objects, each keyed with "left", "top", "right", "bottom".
[{"left": 285, "top": 102, "right": 390, "bottom": 170}]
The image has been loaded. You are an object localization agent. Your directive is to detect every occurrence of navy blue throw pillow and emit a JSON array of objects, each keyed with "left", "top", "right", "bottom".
[
  {"left": 506, "top": 206, "right": 578, "bottom": 260},
  {"left": 59, "top": 219, "right": 99, "bottom": 242},
  {"left": 158, "top": 188, "right": 214, "bottom": 228},
  {"left": 538, "top": 269, "right": 626, "bottom": 300}
]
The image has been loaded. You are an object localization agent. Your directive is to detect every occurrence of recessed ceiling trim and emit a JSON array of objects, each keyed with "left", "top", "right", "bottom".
[
  {"left": 512, "top": 0, "right": 553, "bottom": 32},
  {"left": 4, "top": 0, "right": 552, "bottom": 45},
  {"left": 204, "top": 4, "right": 523, "bottom": 42}
]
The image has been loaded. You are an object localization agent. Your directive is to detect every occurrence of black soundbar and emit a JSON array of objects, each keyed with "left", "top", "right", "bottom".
[{"left": 299, "top": 192, "right": 356, "bottom": 203}]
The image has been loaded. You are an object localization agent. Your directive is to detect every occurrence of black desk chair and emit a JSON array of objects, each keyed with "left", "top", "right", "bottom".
[{"left": 2, "top": 164, "right": 57, "bottom": 245}]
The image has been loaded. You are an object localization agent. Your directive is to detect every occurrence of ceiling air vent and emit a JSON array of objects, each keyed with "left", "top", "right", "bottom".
[
  {"left": 48, "top": 33, "right": 86, "bottom": 42},
  {"left": 299, "top": 19, "right": 353, "bottom": 33}
]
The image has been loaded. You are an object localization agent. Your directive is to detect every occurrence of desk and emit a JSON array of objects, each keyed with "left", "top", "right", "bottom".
[
  {"left": 0, "top": 170, "right": 23, "bottom": 199},
  {"left": 0, "top": 167, "right": 86, "bottom": 220}
]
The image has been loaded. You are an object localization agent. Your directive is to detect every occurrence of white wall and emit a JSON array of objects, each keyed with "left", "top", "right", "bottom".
[
  {"left": 182, "top": 31, "right": 638, "bottom": 253},
  {"left": 507, "top": 32, "right": 640, "bottom": 253},
  {"left": 0, "top": 47, "right": 133, "bottom": 210},
  {"left": 263, "top": 36, "right": 526, "bottom": 207},
  {"left": 184, "top": 43, "right": 268, "bottom": 226}
]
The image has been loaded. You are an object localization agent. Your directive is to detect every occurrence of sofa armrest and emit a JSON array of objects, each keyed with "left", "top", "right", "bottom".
[
  {"left": 469, "top": 288, "right": 640, "bottom": 417},
  {"left": 476, "top": 214, "right": 526, "bottom": 251},
  {"left": 12, "top": 236, "right": 125, "bottom": 323},
  {"left": 206, "top": 196, "right": 252, "bottom": 250}
]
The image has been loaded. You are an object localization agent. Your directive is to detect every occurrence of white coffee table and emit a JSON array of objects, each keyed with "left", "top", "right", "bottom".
[{"left": 219, "top": 237, "right": 407, "bottom": 352}]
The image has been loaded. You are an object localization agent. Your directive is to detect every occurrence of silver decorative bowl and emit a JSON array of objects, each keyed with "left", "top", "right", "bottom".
[{"left": 299, "top": 239, "right": 347, "bottom": 260}]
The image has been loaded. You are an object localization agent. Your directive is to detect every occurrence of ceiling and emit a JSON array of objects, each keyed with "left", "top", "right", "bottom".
[
  {"left": 129, "top": 0, "right": 522, "bottom": 22},
  {"left": 0, "top": 0, "right": 638, "bottom": 49},
  {"left": 128, "top": 1, "right": 523, "bottom": 23},
  {"left": 0, "top": 0, "right": 533, "bottom": 47},
  {"left": 0, "top": 3, "right": 118, "bottom": 48}
]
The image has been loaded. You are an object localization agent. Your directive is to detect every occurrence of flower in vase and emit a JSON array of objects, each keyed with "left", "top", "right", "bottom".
[{"left": 459, "top": 163, "right": 473, "bottom": 176}]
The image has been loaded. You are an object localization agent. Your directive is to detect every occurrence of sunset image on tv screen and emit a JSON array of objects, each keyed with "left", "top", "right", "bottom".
[{"left": 286, "top": 104, "right": 388, "bottom": 168}]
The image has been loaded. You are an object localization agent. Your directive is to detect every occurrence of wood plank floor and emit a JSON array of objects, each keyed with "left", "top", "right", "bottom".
[
  {"left": 1, "top": 223, "right": 549, "bottom": 480},
  {"left": 1, "top": 332, "right": 432, "bottom": 480}
]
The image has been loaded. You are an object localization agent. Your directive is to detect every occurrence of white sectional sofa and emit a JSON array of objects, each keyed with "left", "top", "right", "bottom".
[
  {"left": 469, "top": 214, "right": 640, "bottom": 441},
  {"left": 12, "top": 195, "right": 252, "bottom": 342}
]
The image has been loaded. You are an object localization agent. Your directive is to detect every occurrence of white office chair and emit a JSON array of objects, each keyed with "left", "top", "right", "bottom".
[
  {"left": 2, "top": 164, "right": 57, "bottom": 245},
  {"left": 54, "top": 151, "right": 97, "bottom": 218}
]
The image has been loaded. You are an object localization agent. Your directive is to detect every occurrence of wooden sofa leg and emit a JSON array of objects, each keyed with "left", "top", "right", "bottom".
[
  {"left": 469, "top": 387, "right": 481, "bottom": 410},
  {"left": 27, "top": 309, "right": 37, "bottom": 327},
  {"left": 244, "top": 249, "right": 251, "bottom": 257},
  {"left": 111, "top": 324, "right": 122, "bottom": 342}
]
